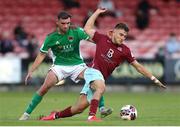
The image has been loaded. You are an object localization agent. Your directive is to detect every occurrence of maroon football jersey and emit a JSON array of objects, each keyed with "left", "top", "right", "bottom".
[{"left": 88, "top": 32, "right": 135, "bottom": 79}]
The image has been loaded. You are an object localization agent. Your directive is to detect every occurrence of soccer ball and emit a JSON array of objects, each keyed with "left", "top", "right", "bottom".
[{"left": 120, "top": 105, "right": 137, "bottom": 120}]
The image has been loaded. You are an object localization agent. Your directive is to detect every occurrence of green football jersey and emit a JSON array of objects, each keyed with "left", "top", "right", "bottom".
[{"left": 40, "top": 27, "right": 89, "bottom": 65}]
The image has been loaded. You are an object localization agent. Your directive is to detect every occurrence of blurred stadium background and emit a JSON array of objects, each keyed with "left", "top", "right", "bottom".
[{"left": 0, "top": 0, "right": 180, "bottom": 125}]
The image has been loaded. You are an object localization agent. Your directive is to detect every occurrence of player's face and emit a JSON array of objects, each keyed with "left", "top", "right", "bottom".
[
  {"left": 112, "top": 29, "right": 127, "bottom": 45},
  {"left": 56, "top": 17, "right": 71, "bottom": 33}
]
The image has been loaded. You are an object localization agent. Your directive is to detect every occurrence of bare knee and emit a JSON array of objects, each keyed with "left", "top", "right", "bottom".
[
  {"left": 91, "top": 81, "right": 106, "bottom": 94},
  {"left": 97, "top": 83, "right": 106, "bottom": 94}
]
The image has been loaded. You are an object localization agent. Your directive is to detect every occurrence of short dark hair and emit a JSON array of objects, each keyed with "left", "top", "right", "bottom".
[
  {"left": 114, "top": 23, "right": 129, "bottom": 32},
  {"left": 170, "top": 32, "right": 176, "bottom": 37},
  {"left": 57, "top": 11, "right": 71, "bottom": 20}
]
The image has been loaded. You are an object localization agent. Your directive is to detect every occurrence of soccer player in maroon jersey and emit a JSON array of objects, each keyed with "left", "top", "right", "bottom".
[{"left": 40, "top": 8, "right": 166, "bottom": 122}]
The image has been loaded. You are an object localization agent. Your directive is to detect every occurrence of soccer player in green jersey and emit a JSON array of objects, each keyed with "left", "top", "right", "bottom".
[{"left": 19, "top": 11, "right": 111, "bottom": 120}]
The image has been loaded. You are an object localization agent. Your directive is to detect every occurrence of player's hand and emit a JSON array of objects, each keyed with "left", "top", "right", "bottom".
[
  {"left": 154, "top": 80, "right": 167, "bottom": 89},
  {"left": 25, "top": 72, "right": 33, "bottom": 85},
  {"left": 96, "top": 8, "right": 107, "bottom": 14},
  {"left": 151, "top": 76, "right": 166, "bottom": 89},
  {"left": 55, "top": 80, "right": 65, "bottom": 86}
]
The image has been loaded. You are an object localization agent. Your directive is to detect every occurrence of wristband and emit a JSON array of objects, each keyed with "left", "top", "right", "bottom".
[
  {"left": 150, "top": 76, "right": 155, "bottom": 80},
  {"left": 151, "top": 76, "right": 159, "bottom": 83}
]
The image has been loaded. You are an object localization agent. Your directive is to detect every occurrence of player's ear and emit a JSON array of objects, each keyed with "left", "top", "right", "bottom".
[
  {"left": 56, "top": 19, "right": 59, "bottom": 25},
  {"left": 107, "top": 30, "right": 113, "bottom": 39}
]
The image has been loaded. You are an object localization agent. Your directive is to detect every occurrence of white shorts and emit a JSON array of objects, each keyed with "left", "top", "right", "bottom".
[{"left": 50, "top": 63, "right": 87, "bottom": 83}]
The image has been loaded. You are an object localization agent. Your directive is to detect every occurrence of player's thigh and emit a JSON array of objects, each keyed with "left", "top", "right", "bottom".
[
  {"left": 43, "top": 70, "right": 58, "bottom": 86},
  {"left": 38, "top": 70, "right": 58, "bottom": 95},
  {"left": 90, "top": 80, "right": 106, "bottom": 91},
  {"left": 84, "top": 68, "right": 105, "bottom": 91}
]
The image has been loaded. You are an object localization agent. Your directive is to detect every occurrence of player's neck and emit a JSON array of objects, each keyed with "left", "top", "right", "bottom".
[
  {"left": 57, "top": 27, "right": 67, "bottom": 35},
  {"left": 112, "top": 40, "right": 123, "bottom": 46}
]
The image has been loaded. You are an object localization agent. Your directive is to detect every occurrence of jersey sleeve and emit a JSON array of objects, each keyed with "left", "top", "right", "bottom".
[
  {"left": 77, "top": 27, "right": 90, "bottom": 40},
  {"left": 125, "top": 48, "right": 136, "bottom": 63},
  {"left": 40, "top": 36, "right": 50, "bottom": 53}
]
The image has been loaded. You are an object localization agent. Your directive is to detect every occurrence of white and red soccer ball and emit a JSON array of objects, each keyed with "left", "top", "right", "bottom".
[{"left": 120, "top": 105, "right": 137, "bottom": 120}]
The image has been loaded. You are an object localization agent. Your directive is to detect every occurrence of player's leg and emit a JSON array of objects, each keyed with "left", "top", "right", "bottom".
[
  {"left": 40, "top": 94, "right": 89, "bottom": 120},
  {"left": 19, "top": 70, "right": 58, "bottom": 120},
  {"left": 75, "top": 71, "right": 110, "bottom": 118},
  {"left": 39, "top": 64, "right": 88, "bottom": 120},
  {"left": 55, "top": 94, "right": 89, "bottom": 118},
  {"left": 50, "top": 64, "right": 89, "bottom": 118},
  {"left": 99, "top": 96, "right": 105, "bottom": 110},
  {"left": 99, "top": 96, "right": 113, "bottom": 118},
  {"left": 40, "top": 78, "right": 92, "bottom": 121},
  {"left": 80, "top": 71, "right": 113, "bottom": 118},
  {"left": 71, "top": 94, "right": 89, "bottom": 114},
  {"left": 87, "top": 80, "right": 105, "bottom": 122},
  {"left": 83, "top": 68, "right": 105, "bottom": 121}
]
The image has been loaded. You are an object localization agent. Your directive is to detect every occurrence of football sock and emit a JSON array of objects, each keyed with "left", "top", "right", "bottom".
[
  {"left": 56, "top": 106, "right": 73, "bottom": 118},
  {"left": 99, "top": 96, "right": 105, "bottom": 110},
  {"left": 25, "top": 93, "right": 43, "bottom": 114},
  {"left": 89, "top": 99, "right": 99, "bottom": 116}
]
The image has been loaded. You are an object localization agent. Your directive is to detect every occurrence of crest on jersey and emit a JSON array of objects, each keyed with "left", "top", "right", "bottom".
[{"left": 68, "top": 36, "right": 74, "bottom": 42}]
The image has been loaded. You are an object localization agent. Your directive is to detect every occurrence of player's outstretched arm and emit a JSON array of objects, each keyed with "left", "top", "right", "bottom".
[
  {"left": 84, "top": 8, "right": 107, "bottom": 38},
  {"left": 25, "top": 52, "right": 46, "bottom": 85},
  {"left": 131, "top": 60, "right": 166, "bottom": 89}
]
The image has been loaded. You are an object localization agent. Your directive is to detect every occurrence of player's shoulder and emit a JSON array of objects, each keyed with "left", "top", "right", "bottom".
[
  {"left": 70, "top": 25, "right": 84, "bottom": 32},
  {"left": 69, "top": 25, "right": 78, "bottom": 30},
  {"left": 95, "top": 31, "right": 108, "bottom": 39},
  {"left": 121, "top": 43, "right": 129, "bottom": 48},
  {"left": 120, "top": 43, "right": 131, "bottom": 52},
  {"left": 46, "top": 30, "right": 58, "bottom": 37}
]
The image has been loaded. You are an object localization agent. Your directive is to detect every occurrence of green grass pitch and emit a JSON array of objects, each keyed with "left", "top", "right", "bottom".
[{"left": 0, "top": 90, "right": 180, "bottom": 126}]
